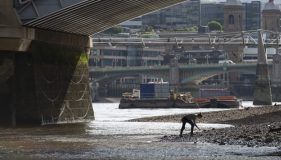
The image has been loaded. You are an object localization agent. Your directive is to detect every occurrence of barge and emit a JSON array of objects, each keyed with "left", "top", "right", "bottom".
[
  {"left": 119, "top": 96, "right": 242, "bottom": 109},
  {"left": 119, "top": 82, "right": 242, "bottom": 109}
]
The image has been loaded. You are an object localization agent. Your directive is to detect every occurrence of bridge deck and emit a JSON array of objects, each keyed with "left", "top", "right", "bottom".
[{"left": 23, "top": 0, "right": 186, "bottom": 35}]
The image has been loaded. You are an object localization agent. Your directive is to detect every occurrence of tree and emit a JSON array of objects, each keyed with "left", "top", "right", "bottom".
[
  {"left": 143, "top": 26, "right": 154, "bottom": 32},
  {"left": 208, "top": 21, "right": 222, "bottom": 31}
]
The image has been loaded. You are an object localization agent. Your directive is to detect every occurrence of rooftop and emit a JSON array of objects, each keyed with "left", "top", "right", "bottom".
[
  {"left": 263, "top": 0, "right": 280, "bottom": 11},
  {"left": 225, "top": 0, "right": 242, "bottom": 6}
]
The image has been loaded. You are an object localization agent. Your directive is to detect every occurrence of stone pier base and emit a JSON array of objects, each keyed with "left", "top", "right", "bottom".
[
  {"left": 253, "top": 64, "right": 272, "bottom": 105},
  {"left": 0, "top": 29, "right": 94, "bottom": 126},
  {"left": 271, "top": 86, "right": 281, "bottom": 102}
]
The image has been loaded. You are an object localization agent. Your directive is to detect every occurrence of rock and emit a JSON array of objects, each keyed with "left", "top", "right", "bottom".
[
  {"left": 247, "top": 144, "right": 254, "bottom": 147},
  {"left": 264, "top": 137, "right": 273, "bottom": 143},
  {"left": 245, "top": 137, "right": 253, "bottom": 141},
  {"left": 219, "top": 141, "right": 226, "bottom": 145}
]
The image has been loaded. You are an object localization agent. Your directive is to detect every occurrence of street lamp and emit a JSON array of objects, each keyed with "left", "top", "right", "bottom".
[
  {"left": 205, "top": 54, "right": 209, "bottom": 64},
  {"left": 188, "top": 53, "right": 191, "bottom": 64}
]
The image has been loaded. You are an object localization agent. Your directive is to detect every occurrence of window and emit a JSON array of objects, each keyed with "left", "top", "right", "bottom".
[{"left": 229, "top": 15, "right": 234, "bottom": 25}]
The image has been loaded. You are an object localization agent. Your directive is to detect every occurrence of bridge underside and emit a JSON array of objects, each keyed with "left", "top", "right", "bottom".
[
  {"left": 23, "top": 0, "right": 186, "bottom": 35},
  {"left": 0, "top": 0, "right": 188, "bottom": 126}
]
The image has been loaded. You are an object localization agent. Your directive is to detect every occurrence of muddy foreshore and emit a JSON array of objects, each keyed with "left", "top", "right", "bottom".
[
  {"left": 0, "top": 105, "right": 280, "bottom": 159},
  {"left": 130, "top": 106, "right": 281, "bottom": 149}
]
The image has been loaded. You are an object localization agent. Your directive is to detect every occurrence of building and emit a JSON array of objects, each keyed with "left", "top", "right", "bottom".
[
  {"left": 120, "top": 17, "right": 143, "bottom": 32},
  {"left": 224, "top": 0, "right": 246, "bottom": 32},
  {"left": 89, "top": 47, "right": 163, "bottom": 67},
  {"left": 244, "top": 1, "right": 261, "bottom": 30},
  {"left": 117, "top": 0, "right": 265, "bottom": 32},
  {"left": 201, "top": 3, "right": 224, "bottom": 26},
  {"left": 262, "top": 0, "right": 281, "bottom": 32},
  {"left": 89, "top": 46, "right": 164, "bottom": 97},
  {"left": 142, "top": 0, "right": 200, "bottom": 29},
  {"left": 201, "top": 1, "right": 260, "bottom": 31}
]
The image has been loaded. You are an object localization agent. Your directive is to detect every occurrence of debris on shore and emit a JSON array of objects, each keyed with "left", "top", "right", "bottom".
[{"left": 132, "top": 105, "right": 281, "bottom": 147}]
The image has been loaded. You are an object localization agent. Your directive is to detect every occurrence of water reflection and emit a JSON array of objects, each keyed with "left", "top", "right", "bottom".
[
  {"left": 89, "top": 103, "right": 234, "bottom": 135},
  {"left": 242, "top": 101, "right": 281, "bottom": 107},
  {"left": 87, "top": 121, "right": 232, "bottom": 135}
]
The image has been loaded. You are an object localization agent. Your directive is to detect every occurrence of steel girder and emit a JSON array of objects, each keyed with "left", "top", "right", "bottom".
[{"left": 14, "top": 0, "right": 186, "bottom": 35}]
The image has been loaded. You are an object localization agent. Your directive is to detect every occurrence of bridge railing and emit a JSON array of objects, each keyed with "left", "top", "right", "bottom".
[
  {"left": 90, "top": 63, "right": 260, "bottom": 73},
  {"left": 93, "top": 30, "right": 281, "bottom": 46}
]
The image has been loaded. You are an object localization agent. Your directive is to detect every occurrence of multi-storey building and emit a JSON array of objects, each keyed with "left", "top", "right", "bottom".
[
  {"left": 89, "top": 46, "right": 164, "bottom": 97},
  {"left": 244, "top": 1, "right": 261, "bottom": 30},
  {"left": 201, "top": 3, "right": 224, "bottom": 26},
  {"left": 89, "top": 48, "right": 163, "bottom": 68},
  {"left": 201, "top": 1, "right": 261, "bottom": 31},
  {"left": 142, "top": 0, "right": 200, "bottom": 29},
  {"left": 141, "top": 0, "right": 263, "bottom": 32}
]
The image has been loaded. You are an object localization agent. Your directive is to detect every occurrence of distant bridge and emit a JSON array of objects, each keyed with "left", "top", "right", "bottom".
[
  {"left": 92, "top": 30, "right": 281, "bottom": 50},
  {"left": 90, "top": 63, "right": 272, "bottom": 84}
]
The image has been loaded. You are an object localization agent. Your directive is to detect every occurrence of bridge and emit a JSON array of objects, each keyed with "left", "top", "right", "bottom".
[
  {"left": 90, "top": 63, "right": 264, "bottom": 84},
  {"left": 0, "top": 0, "right": 279, "bottom": 126},
  {"left": 93, "top": 30, "right": 281, "bottom": 49},
  {"left": 0, "top": 0, "right": 186, "bottom": 126},
  {"left": 92, "top": 30, "right": 281, "bottom": 63}
]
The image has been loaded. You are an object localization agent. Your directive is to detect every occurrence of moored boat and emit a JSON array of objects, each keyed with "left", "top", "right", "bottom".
[
  {"left": 119, "top": 91, "right": 242, "bottom": 109},
  {"left": 119, "top": 81, "right": 242, "bottom": 109}
]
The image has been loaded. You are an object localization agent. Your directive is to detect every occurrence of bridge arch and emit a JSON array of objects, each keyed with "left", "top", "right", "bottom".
[
  {"left": 180, "top": 69, "right": 256, "bottom": 84},
  {"left": 179, "top": 63, "right": 259, "bottom": 84}
]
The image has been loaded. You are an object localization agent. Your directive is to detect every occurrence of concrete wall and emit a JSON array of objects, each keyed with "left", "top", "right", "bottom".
[{"left": 0, "top": 54, "right": 16, "bottom": 125}]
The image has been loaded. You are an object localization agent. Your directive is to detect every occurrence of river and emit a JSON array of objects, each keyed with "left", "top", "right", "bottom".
[{"left": 0, "top": 102, "right": 280, "bottom": 160}]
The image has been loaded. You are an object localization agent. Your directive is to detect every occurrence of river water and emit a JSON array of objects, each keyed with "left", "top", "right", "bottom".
[
  {"left": 0, "top": 102, "right": 280, "bottom": 159},
  {"left": 89, "top": 103, "right": 233, "bottom": 135}
]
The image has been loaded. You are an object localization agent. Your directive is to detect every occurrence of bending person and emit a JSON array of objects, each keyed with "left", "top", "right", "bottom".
[{"left": 180, "top": 113, "right": 202, "bottom": 137}]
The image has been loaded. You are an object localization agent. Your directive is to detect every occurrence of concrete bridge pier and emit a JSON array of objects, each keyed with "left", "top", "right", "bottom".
[
  {"left": 253, "top": 30, "right": 272, "bottom": 105},
  {"left": 271, "top": 53, "right": 281, "bottom": 102},
  {"left": 169, "top": 57, "right": 179, "bottom": 91},
  {"left": 0, "top": 29, "right": 95, "bottom": 125},
  {"left": 0, "top": 2, "right": 94, "bottom": 125}
]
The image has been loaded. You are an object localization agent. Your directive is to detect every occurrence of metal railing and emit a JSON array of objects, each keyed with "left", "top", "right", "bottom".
[{"left": 93, "top": 30, "right": 281, "bottom": 47}]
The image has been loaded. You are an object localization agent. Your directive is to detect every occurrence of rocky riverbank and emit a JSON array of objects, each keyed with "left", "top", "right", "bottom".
[{"left": 131, "top": 106, "right": 281, "bottom": 149}]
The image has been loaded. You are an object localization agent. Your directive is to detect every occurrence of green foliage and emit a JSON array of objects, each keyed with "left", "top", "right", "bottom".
[
  {"left": 174, "top": 26, "right": 198, "bottom": 32},
  {"left": 143, "top": 26, "right": 154, "bottom": 32},
  {"left": 208, "top": 21, "right": 222, "bottom": 31},
  {"left": 103, "top": 26, "right": 123, "bottom": 34},
  {"left": 78, "top": 53, "right": 89, "bottom": 65},
  {"left": 140, "top": 33, "right": 159, "bottom": 38}
]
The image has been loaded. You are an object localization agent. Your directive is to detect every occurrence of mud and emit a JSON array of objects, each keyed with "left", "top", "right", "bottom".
[
  {"left": 0, "top": 104, "right": 280, "bottom": 159},
  {"left": 132, "top": 106, "right": 281, "bottom": 148}
]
